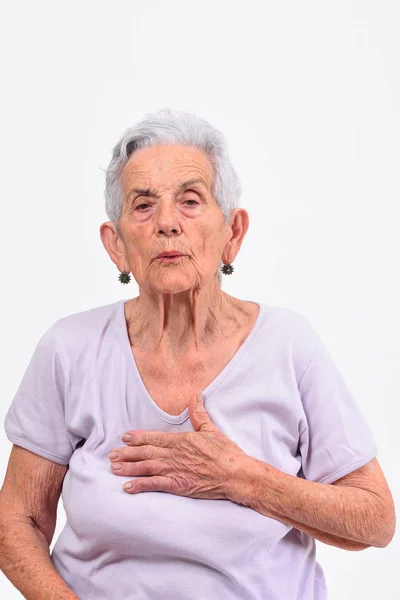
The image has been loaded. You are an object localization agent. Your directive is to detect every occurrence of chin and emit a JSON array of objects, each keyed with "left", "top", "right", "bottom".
[{"left": 148, "top": 274, "right": 194, "bottom": 295}]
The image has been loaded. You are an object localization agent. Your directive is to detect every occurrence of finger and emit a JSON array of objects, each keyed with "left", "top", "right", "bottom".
[
  {"left": 111, "top": 458, "right": 166, "bottom": 477},
  {"left": 110, "top": 444, "right": 168, "bottom": 463},
  {"left": 122, "top": 430, "right": 180, "bottom": 448},
  {"left": 123, "top": 476, "right": 173, "bottom": 494}
]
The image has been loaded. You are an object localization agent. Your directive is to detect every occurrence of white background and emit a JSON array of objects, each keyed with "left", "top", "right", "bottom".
[{"left": 0, "top": 1, "right": 399, "bottom": 598}]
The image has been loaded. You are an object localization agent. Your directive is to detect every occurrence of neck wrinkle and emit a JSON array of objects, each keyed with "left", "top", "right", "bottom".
[{"left": 124, "top": 290, "right": 243, "bottom": 356}]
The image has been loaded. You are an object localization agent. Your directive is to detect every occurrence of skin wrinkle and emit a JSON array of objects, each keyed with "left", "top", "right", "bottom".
[
  {"left": 126, "top": 177, "right": 209, "bottom": 202},
  {"left": 4, "top": 446, "right": 65, "bottom": 547},
  {"left": 100, "top": 143, "right": 251, "bottom": 359},
  {"left": 0, "top": 446, "right": 77, "bottom": 599},
  {"left": 100, "top": 143, "right": 255, "bottom": 421},
  {"left": 332, "top": 460, "right": 396, "bottom": 543},
  {"left": 232, "top": 456, "right": 395, "bottom": 549}
]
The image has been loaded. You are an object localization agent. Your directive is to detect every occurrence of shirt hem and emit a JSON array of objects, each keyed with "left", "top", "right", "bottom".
[
  {"left": 318, "top": 449, "right": 378, "bottom": 484},
  {"left": 5, "top": 433, "right": 70, "bottom": 465}
]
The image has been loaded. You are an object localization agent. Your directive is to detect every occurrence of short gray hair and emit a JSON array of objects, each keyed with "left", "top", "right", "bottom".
[{"left": 104, "top": 108, "right": 242, "bottom": 285}]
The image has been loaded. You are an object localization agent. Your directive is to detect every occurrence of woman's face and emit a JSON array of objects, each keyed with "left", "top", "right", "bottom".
[{"left": 115, "top": 144, "right": 233, "bottom": 294}]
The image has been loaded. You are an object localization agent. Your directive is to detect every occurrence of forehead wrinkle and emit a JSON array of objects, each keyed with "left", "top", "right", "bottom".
[
  {"left": 178, "top": 177, "right": 209, "bottom": 191},
  {"left": 122, "top": 150, "right": 213, "bottom": 202},
  {"left": 125, "top": 174, "right": 210, "bottom": 202},
  {"left": 126, "top": 153, "right": 211, "bottom": 180}
]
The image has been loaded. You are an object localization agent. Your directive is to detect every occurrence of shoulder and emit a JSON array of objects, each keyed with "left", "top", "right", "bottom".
[
  {"left": 258, "top": 302, "right": 322, "bottom": 377},
  {"left": 44, "top": 299, "right": 123, "bottom": 354},
  {"left": 260, "top": 302, "right": 320, "bottom": 349}
]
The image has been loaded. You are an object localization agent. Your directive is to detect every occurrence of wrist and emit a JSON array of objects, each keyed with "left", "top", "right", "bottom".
[{"left": 226, "top": 455, "right": 267, "bottom": 507}]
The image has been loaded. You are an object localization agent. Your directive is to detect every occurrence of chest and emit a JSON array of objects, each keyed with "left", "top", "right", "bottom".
[{"left": 130, "top": 339, "right": 246, "bottom": 416}]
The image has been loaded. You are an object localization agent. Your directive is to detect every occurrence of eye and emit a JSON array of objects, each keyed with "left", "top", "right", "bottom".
[
  {"left": 135, "top": 203, "right": 150, "bottom": 211},
  {"left": 134, "top": 199, "right": 198, "bottom": 211}
]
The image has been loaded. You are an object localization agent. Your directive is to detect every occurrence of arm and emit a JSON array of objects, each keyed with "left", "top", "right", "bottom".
[
  {"left": 228, "top": 457, "right": 396, "bottom": 551},
  {"left": 0, "top": 445, "right": 79, "bottom": 600}
]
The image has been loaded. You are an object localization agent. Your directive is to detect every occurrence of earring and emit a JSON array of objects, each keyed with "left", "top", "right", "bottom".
[
  {"left": 221, "top": 263, "right": 234, "bottom": 275},
  {"left": 118, "top": 271, "right": 131, "bottom": 284}
]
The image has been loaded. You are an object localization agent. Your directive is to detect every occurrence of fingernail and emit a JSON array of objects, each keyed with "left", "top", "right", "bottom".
[
  {"left": 122, "top": 434, "right": 132, "bottom": 443},
  {"left": 108, "top": 451, "right": 119, "bottom": 460},
  {"left": 123, "top": 482, "right": 132, "bottom": 491}
]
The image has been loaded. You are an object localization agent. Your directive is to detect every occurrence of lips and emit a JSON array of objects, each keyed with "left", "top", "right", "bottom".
[{"left": 156, "top": 251, "right": 184, "bottom": 258}]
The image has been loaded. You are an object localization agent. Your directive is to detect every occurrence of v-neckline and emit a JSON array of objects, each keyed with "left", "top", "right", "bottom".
[{"left": 117, "top": 298, "right": 266, "bottom": 424}]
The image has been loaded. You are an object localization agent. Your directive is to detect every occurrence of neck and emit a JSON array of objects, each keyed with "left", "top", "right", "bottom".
[{"left": 125, "top": 285, "right": 244, "bottom": 356}]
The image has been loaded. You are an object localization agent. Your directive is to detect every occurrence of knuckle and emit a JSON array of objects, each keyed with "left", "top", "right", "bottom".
[
  {"left": 144, "top": 445, "right": 154, "bottom": 459},
  {"left": 172, "top": 476, "right": 189, "bottom": 493},
  {"left": 135, "top": 459, "right": 152, "bottom": 475}
]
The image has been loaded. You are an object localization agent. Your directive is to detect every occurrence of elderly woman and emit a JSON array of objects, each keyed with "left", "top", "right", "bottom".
[{"left": 0, "top": 109, "right": 395, "bottom": 600}]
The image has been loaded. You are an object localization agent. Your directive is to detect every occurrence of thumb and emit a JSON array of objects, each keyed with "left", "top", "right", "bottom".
[{"left": 190, "top": 391, "right": 219, "bottom": 432}]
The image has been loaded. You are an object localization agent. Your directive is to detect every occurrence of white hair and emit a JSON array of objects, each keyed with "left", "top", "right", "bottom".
[{"left": 104, "top": 108, "right": 242, "bottom": 285}]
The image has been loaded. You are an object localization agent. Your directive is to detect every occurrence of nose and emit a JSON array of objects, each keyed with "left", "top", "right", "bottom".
[{"left": 155, "top": 201, "right": 182, "bottom": 236}]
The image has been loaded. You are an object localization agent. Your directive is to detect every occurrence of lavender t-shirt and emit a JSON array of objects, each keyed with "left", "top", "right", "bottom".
[{"left": 4, "top": 299, "right": 378, "bottom": 600}]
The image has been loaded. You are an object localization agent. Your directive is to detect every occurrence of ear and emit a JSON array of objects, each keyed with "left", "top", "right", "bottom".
[
  {"left": 99, "top": 221, "right": 129, "bottom": 272},
  {"left": 222, "top": 208, "right": 249, "bottom": 264}
]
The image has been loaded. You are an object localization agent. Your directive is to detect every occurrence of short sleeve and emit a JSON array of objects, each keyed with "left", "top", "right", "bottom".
[
  {"left": 298, "top": 332, "right": 378, "bottom": 485},
  {"left": 4, "top": 326, "right": 74, "bottom": 465}
]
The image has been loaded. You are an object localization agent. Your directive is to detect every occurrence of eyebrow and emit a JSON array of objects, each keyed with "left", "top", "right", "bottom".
[{"left": 127, "top": 178, "right": 208, "bottom": 199}]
